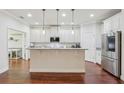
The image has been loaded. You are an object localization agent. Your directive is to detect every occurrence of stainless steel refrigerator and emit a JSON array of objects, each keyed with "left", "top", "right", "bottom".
[{"left": 101, "top": 31, "right": 121, "bottom": 78}]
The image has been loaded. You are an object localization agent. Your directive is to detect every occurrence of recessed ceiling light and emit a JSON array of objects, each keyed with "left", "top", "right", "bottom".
[
  {"left": 62, "top": 13, "right": 66, "bottom": 17},
  {"left": 27, "top": 13, "right": 32, "bottom": 17},
  {"left": 35, "top": 22, "right": 39, "bottom": 25},
  {"left": 61, "top": 22, "right": 64, "bottom": 25},
  {"left": 90, "top": 14, "right": 94, "bottom": 17}
]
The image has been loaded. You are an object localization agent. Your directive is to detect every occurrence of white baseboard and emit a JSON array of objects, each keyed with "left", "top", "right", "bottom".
[
  {"left": 121, "top": 75, "right": 124, "bottom": 81},
  {"left": 30, "top": 68, "right": 85, "bottom": 73},
  {"left": 0, "top": 67, "right": 8, "bottom": 74}
]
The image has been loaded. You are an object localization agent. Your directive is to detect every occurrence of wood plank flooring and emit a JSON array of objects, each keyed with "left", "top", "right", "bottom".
[{"left": 0, "top": 59, "right": 123, "bottom": 84}]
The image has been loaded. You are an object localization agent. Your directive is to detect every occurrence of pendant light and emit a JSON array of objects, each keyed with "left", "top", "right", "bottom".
[
  {"left": 56, "top": 9, "right": 59, "bottom": 32},
  {"left": 42, "top": 9, "right": 45, "bottom": 35},
  {"left": 71, "top": 9, "right": 75, "bottom": 35}
]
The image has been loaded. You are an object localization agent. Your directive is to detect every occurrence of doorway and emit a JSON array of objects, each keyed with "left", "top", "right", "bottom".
[{"left": 8, "top": 28, "right": 26, "bottom": 66}]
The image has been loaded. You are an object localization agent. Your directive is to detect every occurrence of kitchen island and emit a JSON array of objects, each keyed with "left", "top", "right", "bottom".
[{"left": 28, "top": 48, "right": 86, "bottom": 73}]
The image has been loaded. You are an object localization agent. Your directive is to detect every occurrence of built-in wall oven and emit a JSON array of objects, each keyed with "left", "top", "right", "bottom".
[
  {"left": 107, "top": 36, "right": 115, "bottom": 52},
  {"left": 101, "top": 31, "right": 121, "bottom": 78}
]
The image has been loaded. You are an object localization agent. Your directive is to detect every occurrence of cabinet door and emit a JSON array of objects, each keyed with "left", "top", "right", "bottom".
[
  {"left": 96, "top": 50, "right": 101, "bottom": 64},
  {"left": 30, "top": 29, "right": 35, "bottom": 42},
  {"left": 111, "top": 14, "right": 120, "bottom": 31},
  {"left": 104, "top": 18, "right": 112, "bottom": 33},
  {"left": 59, "top": 30, "right": 77, "bottom": 42},
  {"left": 74, "top": 29, "right": 80, "bottom": 42},
  {"left": 35, "top": 30, "right": 41, "bottom": 42},
  {"left": 30, "top": 29, "right": 41, "bottom": 42}
]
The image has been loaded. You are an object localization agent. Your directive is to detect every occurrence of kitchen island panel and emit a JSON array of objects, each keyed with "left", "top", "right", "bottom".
[{"left": 30, "top": 49, "right": 85, "bottom": 73}]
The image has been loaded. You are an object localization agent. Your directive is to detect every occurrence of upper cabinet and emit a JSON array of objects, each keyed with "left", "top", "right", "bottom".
[
  {"left": 104, "top": 18, "right": 112, "bottom": 33},
  {"left": 30, "top": 28, "right": 41, "bottom": 42},
  {"left": 30, "top": 27, "right": 81, "bottom": 43},
  {"left": 119, "top": 11, "right": 124, "bottom": 30},
  {"left": 111, "top": 13, "right": 121, "bottom": 31},
  {"left": 103, "top": 13, "right": 121, "bottom": 33}
]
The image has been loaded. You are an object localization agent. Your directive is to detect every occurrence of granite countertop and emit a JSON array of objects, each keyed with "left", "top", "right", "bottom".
[{"left": 27, "top": 48, "right": 88, "bottom": 50}]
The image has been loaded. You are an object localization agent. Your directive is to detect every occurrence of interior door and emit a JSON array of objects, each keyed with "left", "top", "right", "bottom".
[{"left": 84, "top": 32, "right": 96, "bottom": 62}]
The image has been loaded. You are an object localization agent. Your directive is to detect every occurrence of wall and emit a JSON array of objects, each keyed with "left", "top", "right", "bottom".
[
  {"left": 0, "top": 11, "right": 30, "bottom": 74},
  {"left": 8, "top": 33, "right": 23, "bottom": 49}
]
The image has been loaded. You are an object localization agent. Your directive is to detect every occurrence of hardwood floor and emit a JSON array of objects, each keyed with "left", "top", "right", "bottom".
[{"left": 0, "top": 59, "right": 123, "bottom": 84}]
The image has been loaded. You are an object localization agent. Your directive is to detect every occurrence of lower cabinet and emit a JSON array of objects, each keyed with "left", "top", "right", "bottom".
[{"left": 96, "top": 50, "right": 101, "bottom": 64}]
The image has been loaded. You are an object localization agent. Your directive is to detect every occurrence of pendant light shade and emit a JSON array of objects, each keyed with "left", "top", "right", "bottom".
[
  {"left": 56, "top": 9, "right": 59, "bottom": 32},
  {"left": 42, "top": 9, "right": 45, "bottom": 35},
  {"left": 71, "top": 9, "right": 75, "bottom": 35}
]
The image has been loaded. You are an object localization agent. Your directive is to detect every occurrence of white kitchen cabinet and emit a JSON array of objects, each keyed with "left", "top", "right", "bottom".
[
  {"left": 74, "top": 30, "right": 80, "bottom": 42},
  {"left": 30, "top": 29, "right": 35, "bottom": 42},
  {"left": 30, "top": 27, "right": 81, "bottom": 43},
  {"left": 30, "top": 28, "right": 41, "bottom": 42},
  {"left": 104, "top": 18, "right": 112, "bottom": 33},
  {"left": 103, "top": 12, "right": 121, "bottom": 33},
  {"left": 59, "top": 30, "right": 70, "bottom": 42},
  {"left": 96, "top": 50, "right": 101, "bottom": 64},
  {"left": 58, "top": 29, "right": 80, "bottom": 43},
  {"left": 85, "top": 50, "right": 96, "bottom": 62},
  {"left": 111, "top": 13, "right": 120, "bottom": 31}
]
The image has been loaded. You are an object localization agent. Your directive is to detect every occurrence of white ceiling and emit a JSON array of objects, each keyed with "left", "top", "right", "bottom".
[{"left": 4, "top": 9, "right": 121, "bottom": 26}]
